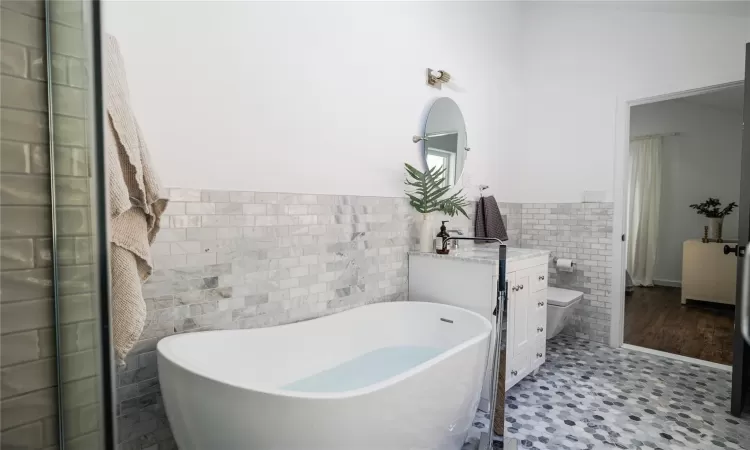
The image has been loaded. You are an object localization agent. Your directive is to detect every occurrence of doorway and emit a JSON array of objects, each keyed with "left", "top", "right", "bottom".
[{"left": 623, "top": 85, "right": 744, "bottom": 366}]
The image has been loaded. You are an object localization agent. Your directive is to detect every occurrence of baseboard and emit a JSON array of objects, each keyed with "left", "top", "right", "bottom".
[
  {"left": 653, "top": 279, "right": 681, "bottom": 288},
  {"left": 621, "top": 344, "right": 732, "bottom": 372}
]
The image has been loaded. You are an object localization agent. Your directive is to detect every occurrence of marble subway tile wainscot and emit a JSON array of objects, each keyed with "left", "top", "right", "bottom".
[
  {"left": 412, "top": 200, "right": 522, "bottom": 250},
  {"left": 521, "top": 202, "right": 614, "bottom": 343},
  {"left": 117, "top": 188, "right": 416, "bottom": 450},
  {"left": 117, "top": 193, "right": 603, "bottom": 449}
]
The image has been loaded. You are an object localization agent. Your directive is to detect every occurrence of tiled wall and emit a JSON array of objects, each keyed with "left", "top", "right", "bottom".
[
  {"left": 110, "top": 188, "right": 556, "bottom": 448},
  {"left": 1, "top": 1, "right": 102, "bottom": 448},
  {"left": 433, "top": 200, "right": 522, "bottom": 247},
  {"left": 46, "top": 1, "right": 104, "bottom": 445},
  {"left": 0, "top": 2, "right": 59, "bottom": 447},
  {"left": 520, "top": 202, "right": 614, "bottom": 343},
  {"left": 116, "top": 189, "right": 414, "bottom": 448},
  {"left": 496, "top": 201, "right": 522, "bottom": 247},
  {"left": 114, "top": 188, "right": 521, "bottom": 448}
]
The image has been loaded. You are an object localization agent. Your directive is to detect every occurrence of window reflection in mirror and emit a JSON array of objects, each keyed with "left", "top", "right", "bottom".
[{"left": 426, "top": 132, "right": 459, "bottom": 188}]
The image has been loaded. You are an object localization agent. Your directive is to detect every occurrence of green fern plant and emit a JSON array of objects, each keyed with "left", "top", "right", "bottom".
[
  {"left": 689, "top": 197, "right": 737, "bottom": 218},
  {"left": 404, "top": 163, "right": 469, "bottom": 219}
]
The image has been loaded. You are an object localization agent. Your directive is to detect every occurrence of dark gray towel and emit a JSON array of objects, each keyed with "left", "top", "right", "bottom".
[{"left": 475, "top": 195, "right": 508, "bottom": 241}]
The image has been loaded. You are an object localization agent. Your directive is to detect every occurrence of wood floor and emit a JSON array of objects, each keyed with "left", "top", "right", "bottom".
[{"left": 624, "top": 286, "right": 735, "bottom": 365}]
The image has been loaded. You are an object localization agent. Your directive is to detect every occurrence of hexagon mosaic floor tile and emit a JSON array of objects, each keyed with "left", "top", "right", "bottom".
[{"left": 464, "top": 335, "right": 750, "bottom": 450}]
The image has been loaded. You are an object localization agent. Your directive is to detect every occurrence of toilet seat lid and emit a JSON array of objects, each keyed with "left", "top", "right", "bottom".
[{"left": 547, "top": 287, "right": 583, "bottom": 307}]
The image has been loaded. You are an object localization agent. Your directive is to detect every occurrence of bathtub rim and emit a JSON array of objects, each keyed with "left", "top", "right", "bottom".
[{"left": 157, "top": 301, "right": 492, "bottom": 400}]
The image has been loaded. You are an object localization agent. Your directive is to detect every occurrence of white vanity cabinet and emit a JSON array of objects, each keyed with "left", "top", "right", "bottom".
[
  {"left": 408, "top": 248, "right": 549, "bottom": 409},
  {"left": 504, "top": 264, "right": 549, "bottom": 388}
]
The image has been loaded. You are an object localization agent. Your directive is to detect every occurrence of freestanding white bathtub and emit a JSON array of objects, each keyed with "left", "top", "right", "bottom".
[{"left": 157, "top": 301, "right": 492, "bottom": 450}]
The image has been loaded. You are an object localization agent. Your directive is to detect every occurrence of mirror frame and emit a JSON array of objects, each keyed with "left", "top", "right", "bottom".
[{"left": 419, "top": 97, "right": 468, "bottom": 188}]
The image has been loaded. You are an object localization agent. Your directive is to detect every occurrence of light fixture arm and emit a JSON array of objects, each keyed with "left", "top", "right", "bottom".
[{"left": 427, "top": 68, "right": 451, "bottom": 89}]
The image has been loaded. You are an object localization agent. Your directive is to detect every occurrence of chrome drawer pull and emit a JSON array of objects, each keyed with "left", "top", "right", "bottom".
[
  {"left": 536, "top": 353, "right": 543, "bottom": 358},
  {"left": 511, "top": 370, "right": 518, "bottom": 376},
  {"left": 538, "top": 275, "right": 545, "bottom": 281},
  {"left": 537, "top": 327, "right": 544, "bottom": 332},
  {"left": 538, "top": 301, "right": 545, "bottom": 307}
]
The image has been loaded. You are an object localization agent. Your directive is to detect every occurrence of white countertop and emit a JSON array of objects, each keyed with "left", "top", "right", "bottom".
[{"left": 409, "top": 247, "right": 550, "bottom": 265}]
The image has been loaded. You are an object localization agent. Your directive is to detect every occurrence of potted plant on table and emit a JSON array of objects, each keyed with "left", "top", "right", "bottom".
[
  {"left": 404, "top": 163, "right": 469, "bottom": 252},
  {"left": 689, "top": 197, "right": 737, "bottom": 242}
]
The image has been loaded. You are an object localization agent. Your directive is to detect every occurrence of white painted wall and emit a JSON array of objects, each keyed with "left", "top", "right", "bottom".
[
  {"left": 511, "top": 2, "right": 748, "bottom": 347},
  {"left": 103, "top": 1, "right": 750, "bottom": 349},
  {"left": 103, "top": 1, "right": 523, "bottom": 199},
  {"left": 630, "top": 99, "right": 743, "bottom": 284},
  {"left": 104, "top": 2, "right": 749, "bottom": 203},
  {"left": 517, "top": 2, "right": 750, "bottom": 203}
]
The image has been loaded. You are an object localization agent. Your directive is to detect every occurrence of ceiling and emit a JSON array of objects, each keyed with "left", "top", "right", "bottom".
[{"left": 680, "top": 85, "right": 745, "bottom": 114}]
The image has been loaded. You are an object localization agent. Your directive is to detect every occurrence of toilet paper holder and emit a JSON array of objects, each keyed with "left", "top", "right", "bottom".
[{"left": 552, "top": 256, "right": 576, "bottom": 269}]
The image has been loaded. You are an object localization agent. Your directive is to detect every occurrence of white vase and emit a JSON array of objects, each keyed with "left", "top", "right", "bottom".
[
  {"left": 708, "top": 217, "right": 724, "bottom": 241},
  {"left": 419, "top": 214, "right": 433, "bottom": 253}
]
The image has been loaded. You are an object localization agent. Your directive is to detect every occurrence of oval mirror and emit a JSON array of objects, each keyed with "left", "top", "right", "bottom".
[{"left": 422, "top": 98, "right": 467, "bottom": 188}]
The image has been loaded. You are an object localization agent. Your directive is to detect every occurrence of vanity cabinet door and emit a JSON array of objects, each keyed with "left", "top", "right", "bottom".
[
  {"left": 504, "top": 272, "right": 515, "bottom": 349},
  {"left": 506, "top": 351, "right": 530, "bottom": 389},
  {"left": 504, "top": 271, "right": 516, "bottom": 389},
  {"left": 511, "top": 269, "right": 532, "bottom": 361}
]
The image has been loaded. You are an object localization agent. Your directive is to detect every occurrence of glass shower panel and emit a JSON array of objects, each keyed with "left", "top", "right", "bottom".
[
  {"left": 0, "top": 2, "right": 57, "bottom": 448},
  {"left": 46, "top": 1, "right": 114, "bottom": 448}
]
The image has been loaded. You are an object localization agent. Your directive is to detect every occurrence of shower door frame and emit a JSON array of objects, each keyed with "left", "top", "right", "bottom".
[
  {"left": 45, "top": 0, "right": 116, "bottom": 447},
  {"left": 88, "top": 0, "right": 117, "bottom": 443}
]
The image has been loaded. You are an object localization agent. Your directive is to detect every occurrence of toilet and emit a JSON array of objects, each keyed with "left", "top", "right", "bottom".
[{"left": 546, "top": 287, "right": 583, "bottom": 339}]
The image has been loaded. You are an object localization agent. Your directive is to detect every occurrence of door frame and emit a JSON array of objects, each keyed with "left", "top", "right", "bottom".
[
  {"left": 731, "top": 44, "right": 750, "bottom": 416},
  {"left": 610, "top": 80, "right": 746, "bottom": 349}
]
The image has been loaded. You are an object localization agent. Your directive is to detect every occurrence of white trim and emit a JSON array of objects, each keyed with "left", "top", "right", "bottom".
[
  {"left": 610, "top": 94, "right": 629, "bottom": 348},
  {"left": 629, "top": 81, "right": 745, "bottom": 107},
  {"left": 622, "top": 344, "right": 732, "bottom": 372},
  {"left": 653, "top": 279, "right": 682, "bottom": 288},
  {"left": 610, "top": 80, "right": 745, "bottom": 349}
]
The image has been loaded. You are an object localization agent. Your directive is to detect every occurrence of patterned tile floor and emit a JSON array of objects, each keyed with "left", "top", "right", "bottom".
[{"left": 464, "top": 335, "right": 750, "bottom": 450}]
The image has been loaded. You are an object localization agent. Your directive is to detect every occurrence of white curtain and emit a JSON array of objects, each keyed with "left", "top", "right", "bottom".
[{"left": 627, "top": 137, "right": 663, "bottom": 287}]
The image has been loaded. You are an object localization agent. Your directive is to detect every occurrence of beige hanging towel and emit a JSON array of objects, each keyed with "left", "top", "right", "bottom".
[{"left": 106, "top": 35, "right": 168, "bottom": 364}]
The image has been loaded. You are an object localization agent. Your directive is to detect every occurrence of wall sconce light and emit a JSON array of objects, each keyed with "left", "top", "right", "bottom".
[{"left": 427, "top": 68, "right": 451, "bottom": 89}]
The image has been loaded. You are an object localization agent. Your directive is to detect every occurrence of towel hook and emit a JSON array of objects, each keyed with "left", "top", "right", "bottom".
[{"left": 479, "top": 185, "right": 489, "bottom": 197}]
